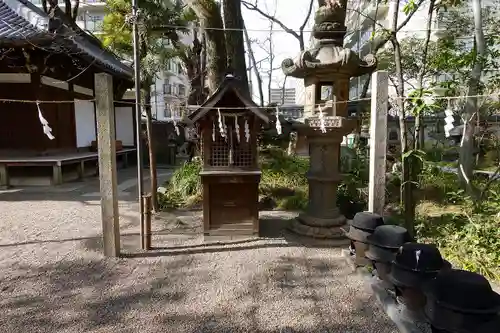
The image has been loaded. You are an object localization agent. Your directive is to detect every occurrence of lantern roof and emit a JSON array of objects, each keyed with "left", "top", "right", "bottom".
[
  {"left": 281, "top": 0, "right": 377, "bottom": 79},
  {"left": 188, "top": 74, "right": 269, "bottom": 124}
]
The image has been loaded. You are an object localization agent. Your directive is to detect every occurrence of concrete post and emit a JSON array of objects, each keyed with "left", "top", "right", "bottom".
[
  {"left": 94, "top": 73, "right": 120, "bottom": 257},
  {"left": 368, "top": 71, "right": 389, "bottom": 215}
]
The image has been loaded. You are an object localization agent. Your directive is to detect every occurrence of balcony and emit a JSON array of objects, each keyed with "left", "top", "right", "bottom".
[
  {"left": 31, "top": 0, "right": 106, "bottom": 6},
  {"left": 78, "top": 0, "right": 107, "bottom": 8}
]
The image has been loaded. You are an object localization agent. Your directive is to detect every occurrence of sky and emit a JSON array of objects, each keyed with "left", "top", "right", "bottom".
[{"left": 241, "top": 0, "right": 318, "bottom": 103}]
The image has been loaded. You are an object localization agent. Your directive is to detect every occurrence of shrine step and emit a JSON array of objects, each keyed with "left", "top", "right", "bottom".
[{"left": 208, "top": 223, "right": 255, "bottom": 236}]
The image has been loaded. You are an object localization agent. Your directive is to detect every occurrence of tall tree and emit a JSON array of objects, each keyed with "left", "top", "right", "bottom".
[
  {"left": 458, "top": 0, "right": 487, "bottom": 194},
  {"left": 186, "top": 0, "right": 249, "bottom": 94},
  {"left": 42, "top": 0, "right": 79, "bottom": 22},
  {"left": 223, "top": 0, "right": 249, "bottom": 90},
  {"left": 102, "top": 0, "right": 191, "bottom": 211},
  {"left": 412, "top": 0, "right": 436, "bottom": 151},
  {"left": 186, "top": 0, "right": 228, "bottom": 93}
]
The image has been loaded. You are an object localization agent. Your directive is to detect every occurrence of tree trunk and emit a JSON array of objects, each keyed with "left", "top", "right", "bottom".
[
  {"left": 223, "top": 0, "right": 249, "bottom": 93},
  {"left": 187, "top": 0, "right": 227, "bottom": 93},
  {"left": 414, "top": 0, "right": 436, "bottom": 152},
  {"left": 143, "top": 84, "right": 158, "bottom": 212},
  {"left": 393, "top": 37, "right": 414, "bottom": 237},
  {"left": 267, "top": 32, "right": 274, "bottom": 103},
  {"left": 388, "top": 0, "right": 415, "bottom": 237},
  {"left": 200, "top": 31, "right": 207, "bottom": 99},
  {"left": 186, "top": 29, "right": 205, "bottom": 105},
  {"left": 243, "top": 21, "right": 264, "bottom": 106},
  {"left": 459, "top": 0, "right": 485, "bottom": 195}
]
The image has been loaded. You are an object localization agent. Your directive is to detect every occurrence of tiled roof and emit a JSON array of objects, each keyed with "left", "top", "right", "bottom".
[
  {"left": 0, "top": 0, "right": 49, "bottom": 40},
  {"left": 0, "top": 0, "right": 133, "bottom": 79}
]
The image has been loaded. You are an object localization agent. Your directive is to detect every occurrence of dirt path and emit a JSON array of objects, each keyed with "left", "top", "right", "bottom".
[{"left": 0, "top": 173, "right": 396, "bottom": 333}]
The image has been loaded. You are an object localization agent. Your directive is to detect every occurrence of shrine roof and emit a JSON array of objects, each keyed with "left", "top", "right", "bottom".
[
  {"left": 189, "top": 75, "right": 269, "bottom": 123},
  {"left": 0, "top": 0, "right": 133, "bottom": 79}
]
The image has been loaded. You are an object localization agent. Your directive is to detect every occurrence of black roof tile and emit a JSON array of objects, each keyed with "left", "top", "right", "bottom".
[{"left": 0, "top": 0, "right": 133, "bottom": 79}]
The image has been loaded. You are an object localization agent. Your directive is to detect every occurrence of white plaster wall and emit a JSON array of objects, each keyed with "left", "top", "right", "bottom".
[
  {"left": 115, "top": 106, "right": 135, "bottom": 146},
  {"left": 74, "top": 99, "right": 96, "bottom": 148}
]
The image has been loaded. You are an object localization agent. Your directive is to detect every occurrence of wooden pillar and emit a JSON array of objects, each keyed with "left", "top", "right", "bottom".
[
  {"left": 77, "top": 160, "right": 85, "bottom": 179},
  {"left": 94, "top": 73, "right": 120, "bottom": 257},
  {"left": 0, "top": 164, "right": 9, "bottom": 188},
  {"left": 368, "top": 71, "right": 389, "bottom": 215},
  {"left": 122, "top": 152, "right": 129, "bottom": 168},
  {"left": 52, "top": 163, "right": 63, "bottom": 185},
  {"left": 142, "top": 194, "right": 152, "bottom": 250}
]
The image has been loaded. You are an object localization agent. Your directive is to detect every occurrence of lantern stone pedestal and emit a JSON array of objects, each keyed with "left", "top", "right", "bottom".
[
  {"left": 289, "top": 114, "right": 357, "bottom": 239},
  {"left": 281, "top": 1, "right": 377, "bottom": 240}
]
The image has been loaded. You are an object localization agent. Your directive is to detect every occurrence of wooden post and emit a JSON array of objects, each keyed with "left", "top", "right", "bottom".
[
  {"left": 77, "top": 160, "right": 85, "bottom": 179},
  {"left": 142, "top": 194, "right": 152, "bottom": 250},
  {"left": 52, "top": 163, "right": 63, "bottom": 185},
  {"left": 0, "top": 164, "right": 9, "bottom": 188},
  {"left": 94, "top": 73, "right": 120, "bottom": 257},
  {"left": 368, "top": 71, "right": 388, "bottom": 215}
]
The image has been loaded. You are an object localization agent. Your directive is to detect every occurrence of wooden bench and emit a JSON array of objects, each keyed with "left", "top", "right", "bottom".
[{"left": 0, "top": 148, "right": 136, "bottom": 187}]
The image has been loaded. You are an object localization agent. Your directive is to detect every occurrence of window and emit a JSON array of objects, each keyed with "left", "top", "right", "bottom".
[
  {"left": 178, "top": 84, "right": 186, "bottom": 97},
  {"left": 388, "top": 130, "right": 398, "bottom": 141},
  {"left": 360, "top": 29, "right": 371, "bottom": 45},
  {"left": 86, "top": 14, "right": 104, "bottom": 32},
  {"left": 76, "top": 15, "right": 86, "bottom": 29},
  {"left": 209, "top": 118, "right": 253, "bottom": 167},
  {"left": 316, "top": 83, "right": 334, "bottom": 102},
  {"left": 163, "top": 84, "right": 172, "bottom": 94},
  {"left": 164, "top": 107, "right": 172, "bottom": 118}
]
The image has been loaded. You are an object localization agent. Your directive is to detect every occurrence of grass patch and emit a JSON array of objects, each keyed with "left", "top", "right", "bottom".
[
  {"left": 158, "top": 147, "right": 310, "bottom": 211},
  {"left": 159, "top": 146, "right": 367, "bottom": 216},
  {"left": 259, "top": 147, "right": 309, "bottom": 210},
  {"left": 415, "top": 200, "right": 500, "bottom": 281},
  {"left": 158, "top": 160, "right": 202, "bottom": 209}
]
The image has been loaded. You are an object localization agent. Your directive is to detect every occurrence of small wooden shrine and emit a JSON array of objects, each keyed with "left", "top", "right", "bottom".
[{"left": 188, "top": 75, "right": 269, "bottom": 236}]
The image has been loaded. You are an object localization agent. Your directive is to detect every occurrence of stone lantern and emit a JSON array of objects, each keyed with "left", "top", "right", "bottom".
[{"left": 281, "top": 0, "right": 377, "bottom": 239}]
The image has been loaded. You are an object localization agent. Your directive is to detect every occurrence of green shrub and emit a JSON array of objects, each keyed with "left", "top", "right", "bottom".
[
  {"left": 159, "top": 146, "right": 369, "bottom": 213},
  {"left": 479, "top": 149, "right": 500, "bottom": 170},
  {"left": 418, "top": 163, "right": 462, "bottom": 204},
  {"left": 158, "top": 159, "right": 202, "bottom": 209},
  {"left": 415, "top": 174, "right": 500, "bottom": 281},
  {"left": 416, "top": 206, "right": 500, "bottom": 281}
]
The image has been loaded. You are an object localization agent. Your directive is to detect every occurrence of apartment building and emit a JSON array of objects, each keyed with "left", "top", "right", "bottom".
[
  {"left": 150, "top": 35, "right": 193, "bottom": 122},
  {"left": 270, "top": 87, "right": 296, "bottom": 105},
  {"left": 344, "top": 0, "right": 438, "bottom": 99},
  {"left": 345, "top": 0, "right": 498, "bottom": 99},
  {"left": 31, "top": 0, "right": 192, "bottom": 122},
  {"left": 30, "top": 0, "right": 106, "bottom": 33}
]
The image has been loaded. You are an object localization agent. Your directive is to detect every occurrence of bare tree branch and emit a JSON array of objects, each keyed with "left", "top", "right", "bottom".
[
  {"left": 358, "top": 0, "right": 426, "bottom": 99},
  {"left": 63, "top": 0, "right": 71, "bottom": 18},
  {"left": 243, "top": 19, "right": 264, "bottom": 106},
  {"left": 298, "top": 0, "right": 315, "bottom": 49},
  {"left": 72, "top": 0, "right": 80, "bottom": 22},
  {"left": 242, "top": 0, "right": 310, "bottom": 50}
]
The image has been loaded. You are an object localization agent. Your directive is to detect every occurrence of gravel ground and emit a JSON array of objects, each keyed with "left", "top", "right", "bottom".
[{"left": 0, "top": 176, "right": 397, "bottom": 333}]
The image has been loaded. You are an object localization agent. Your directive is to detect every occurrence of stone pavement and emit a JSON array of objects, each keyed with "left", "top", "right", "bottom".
[{"left": 0, "top": 167, "right": 397, "bottom": 333}]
